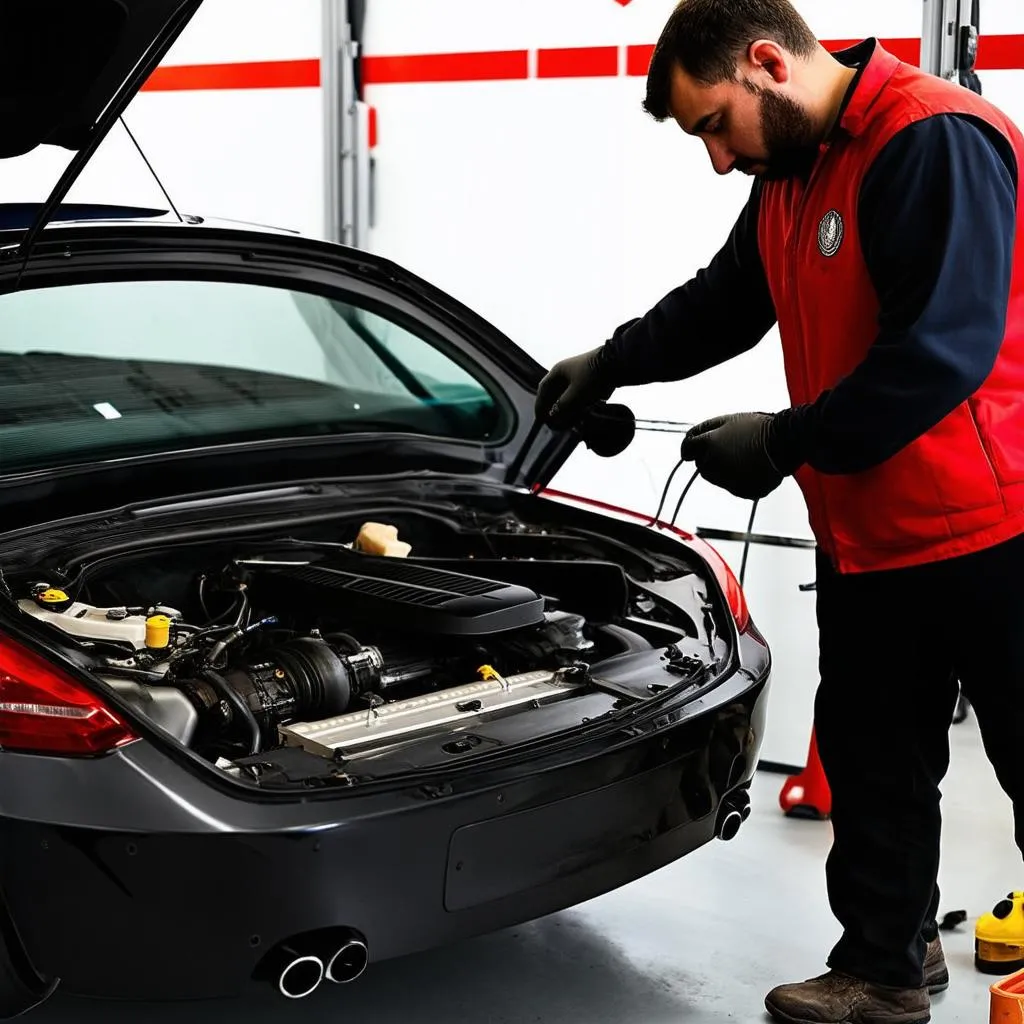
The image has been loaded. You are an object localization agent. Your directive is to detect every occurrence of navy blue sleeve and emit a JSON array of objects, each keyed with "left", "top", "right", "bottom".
[
  {"left": 602, "top": 181, "right": 777, "bottom": 386},
  {"left": 771, "top": 113, "right": 1019, "bottom": 476}
]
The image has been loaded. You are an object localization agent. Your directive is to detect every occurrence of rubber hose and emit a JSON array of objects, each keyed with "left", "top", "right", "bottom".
[
  {"left": 325, "top": 632, "right": 361, "bottom": 654},
  {"left": 199, "top": 668, "right": 262, "bottom": 756}
]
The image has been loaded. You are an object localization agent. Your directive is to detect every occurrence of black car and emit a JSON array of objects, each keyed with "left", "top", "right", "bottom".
[{"left": 0, "top": 1, "right": 771, "bottom": 1015}]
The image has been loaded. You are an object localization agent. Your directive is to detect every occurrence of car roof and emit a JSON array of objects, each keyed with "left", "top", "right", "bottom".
[{"left": 0, "top": 203, "right": 302, "bottom": 238}]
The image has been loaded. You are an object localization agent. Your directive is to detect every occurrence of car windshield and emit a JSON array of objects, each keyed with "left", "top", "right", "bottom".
[{"left": 0, "top": 277, "right": 510, "bottom": 476}]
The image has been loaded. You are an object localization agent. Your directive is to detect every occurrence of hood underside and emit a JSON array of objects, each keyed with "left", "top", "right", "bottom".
[
  {"left": 1, "top": 0, "right": 202, "bottom": 158},
  {"left": 0, "top": 0, "right": 203, "bottom": 249}
]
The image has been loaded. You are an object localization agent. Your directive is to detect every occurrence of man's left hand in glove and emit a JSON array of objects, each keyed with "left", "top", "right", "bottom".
[{"left": 681, "top": 411, "right": 804, "bottom": 501}]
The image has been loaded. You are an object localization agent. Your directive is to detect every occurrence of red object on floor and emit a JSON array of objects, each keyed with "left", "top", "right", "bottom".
[{"left": 779, "top": 727, "right": 832, "bottom": 819}]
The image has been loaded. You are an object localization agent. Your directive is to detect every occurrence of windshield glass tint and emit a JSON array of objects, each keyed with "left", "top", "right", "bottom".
[{"left": 0, "top": 278, "right": 509, "bottom": 474}]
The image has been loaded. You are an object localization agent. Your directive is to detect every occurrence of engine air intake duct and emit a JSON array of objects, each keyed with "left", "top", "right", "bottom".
[{"left": 258, "top": 556, "right": 545, "bottom": 636}]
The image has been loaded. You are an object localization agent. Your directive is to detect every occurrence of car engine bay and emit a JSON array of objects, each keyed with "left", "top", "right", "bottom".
[{"left": 7, "top": 500, "right": 733, "bottom": 787}]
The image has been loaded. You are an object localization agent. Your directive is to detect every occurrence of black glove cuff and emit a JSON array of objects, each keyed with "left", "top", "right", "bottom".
[
  {"left": 766, "top": 406, "right": 812, "bottom": 477},
  {"left": 590, "top": 342, "right": 621, "bottom": 393}
]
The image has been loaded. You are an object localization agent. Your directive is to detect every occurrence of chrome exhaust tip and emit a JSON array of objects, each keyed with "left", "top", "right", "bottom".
[
  {"left": 325, "top": 935, "right": 369, "bottom": 984},
  {"left": 715, "top": 788, "right": 751, "bottom": 841},
  {"left": 277, "top": 948, "right": 325, "bottom": 999},
  {"left": 716, "top": 808, "right": 744, "bottom": 841}
]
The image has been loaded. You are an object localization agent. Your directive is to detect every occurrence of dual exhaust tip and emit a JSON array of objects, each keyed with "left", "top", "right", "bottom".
[
  {"left": 715, "top": 787, "right": 752, "bottom": 842},
  {"left": 265, "top": 929, "right": 369, "bottom": 1000}
]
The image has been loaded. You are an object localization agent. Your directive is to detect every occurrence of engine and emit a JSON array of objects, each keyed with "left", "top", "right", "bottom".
[{"left": 16, "top": 531, "right": 607, "bottom": 762}]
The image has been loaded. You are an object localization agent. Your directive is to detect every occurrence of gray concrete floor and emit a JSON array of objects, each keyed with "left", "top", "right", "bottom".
[{"left": 35, "top": 709, "right": 1019, "bottom": 1023}]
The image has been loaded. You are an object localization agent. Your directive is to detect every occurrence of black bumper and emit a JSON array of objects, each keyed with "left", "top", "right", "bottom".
[{"left": 0, "top": 638, "right": 769, "bottom": 1002}]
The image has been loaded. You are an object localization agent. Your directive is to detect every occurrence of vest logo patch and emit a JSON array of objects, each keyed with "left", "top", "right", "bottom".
[{"left": 817, "top": 209, "right": 844, "bottom": 257}]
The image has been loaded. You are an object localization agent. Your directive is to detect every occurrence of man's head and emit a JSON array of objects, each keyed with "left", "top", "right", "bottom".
[{"left": 644, "top": 0, "right": 849, "bottom": 179}]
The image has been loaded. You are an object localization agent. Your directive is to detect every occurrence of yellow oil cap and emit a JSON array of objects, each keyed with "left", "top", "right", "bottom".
[
  {"left": 145, "top": 615, "right": 172, "bottom": 650},
  {"left": 34, "top": 588, "right": 71, "bottom": 611}
]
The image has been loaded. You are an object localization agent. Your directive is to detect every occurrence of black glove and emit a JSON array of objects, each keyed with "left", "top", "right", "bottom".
[
  {"left": 535, "top": 346, "right": 616, "bottom": 429},
  {"left": 681, "top": 412, "right": 786, "bottom": 500}
]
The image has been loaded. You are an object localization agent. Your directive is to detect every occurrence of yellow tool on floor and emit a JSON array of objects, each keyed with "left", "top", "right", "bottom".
[{"left": 977, "top": 892, "right": 1024, "bottom": 975}]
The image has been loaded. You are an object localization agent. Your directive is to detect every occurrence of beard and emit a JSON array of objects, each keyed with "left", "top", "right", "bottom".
[{"left": 736, "top": 83, "right": 819, "bottom": 180}]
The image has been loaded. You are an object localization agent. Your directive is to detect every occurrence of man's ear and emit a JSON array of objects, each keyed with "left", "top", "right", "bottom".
[{"left": 746, "top": 39, "right": 792, "bottom": 84}]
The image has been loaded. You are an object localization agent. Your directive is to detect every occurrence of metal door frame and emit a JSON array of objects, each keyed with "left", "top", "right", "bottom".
[
  {"left": 921, "top": 0, "right": 981, "bottom": 82},
  {"left": 322, "top": 0, "right": 371, "bottom": 248}
]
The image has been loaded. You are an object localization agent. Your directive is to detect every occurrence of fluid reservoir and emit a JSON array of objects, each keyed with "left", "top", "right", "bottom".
[{"left": 145, "top": 615, "right": 172, "bottom": 651}]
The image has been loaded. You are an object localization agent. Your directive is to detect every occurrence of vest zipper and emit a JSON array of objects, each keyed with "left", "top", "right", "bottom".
[{"left": 790, "top": 143, "right": 837, "bottom": 562}]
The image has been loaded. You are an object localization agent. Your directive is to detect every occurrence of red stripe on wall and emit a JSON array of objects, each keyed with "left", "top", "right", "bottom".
[
  {"left": 537, "top": 46, "right": 618, "bottom": 78},
  {"left": 361, "top": 50, "right": 529, "bottom": 85},
  {"left": 626, "top": 39, "right": 924, "bottom": 77},
  {"left": 142, "top": 58, "right": 320, "bottom": 91},
  {"left": 825, "top": 34, "right": 1024, "bottom": 69},
  {"left": 625, "top": 35, "right": 1024, "bottom": 76},
  {"left": 822, "top": 37, "right": 921, "bottom": 64},
  {"left": 979, "top": 34, "right": 1024, "bottom": 70},
  {"left": 140, "top": 35, "right": 1024, "bottom": 93},
  {"left": 626, "top": 44, "right": 655, "bottom": 77}
]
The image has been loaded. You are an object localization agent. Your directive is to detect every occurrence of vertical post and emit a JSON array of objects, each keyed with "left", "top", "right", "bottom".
[
  {"left": 921, "top": 0, "right": 980, "bottom": 83},
  {"left": 323, "top": 0, "right": 371, "bottom": 249},
  {"left": 920, "top": 0, "right": 947, "bottom": 76},
  {"left": 321, "top": 0, "right": 346, "bottom": 243},
  {"left": 353, "top": 102, "right": 372, "bottom": 247},
  {"left": 339, "top": 14, "right": 359, "bottom": 248}
]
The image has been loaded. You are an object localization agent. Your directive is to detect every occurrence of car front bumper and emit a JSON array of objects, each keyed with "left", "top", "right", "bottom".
[{"left": 0, "top": 631, "right": 770, "bottom": 1002}]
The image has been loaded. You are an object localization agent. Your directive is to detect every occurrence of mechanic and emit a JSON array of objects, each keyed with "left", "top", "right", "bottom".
[{"left": 534, "top": 2, "right": 1024, "bottom": 1022}]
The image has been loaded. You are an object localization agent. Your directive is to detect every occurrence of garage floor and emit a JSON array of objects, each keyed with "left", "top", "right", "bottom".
[{"left": 34, "top": 709, "right": 1019, "bottom": 1024}]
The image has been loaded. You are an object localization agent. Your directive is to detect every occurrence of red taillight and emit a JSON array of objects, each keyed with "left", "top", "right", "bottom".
[
  {"left": 0, "top": 635, "right": 138, "bottom": 756},
  {"left": 535, "top": 487, "right": 750, "bottom": 633}
]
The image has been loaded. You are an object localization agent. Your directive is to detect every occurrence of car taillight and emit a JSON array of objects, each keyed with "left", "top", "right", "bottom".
[
  {"left": 0, "top": 634, "right": 138, "bottom": 756},
  {"left": 535, "top": 487, "right": 751, "bottom": 633}
]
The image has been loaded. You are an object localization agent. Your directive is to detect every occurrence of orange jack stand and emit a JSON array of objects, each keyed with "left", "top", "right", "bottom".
[
  {"left": 990, "top": 966, "right": 1024, "bottom": 1022},
  {"left": 779, "top": 727, "right": 832, "bottom": 820}
]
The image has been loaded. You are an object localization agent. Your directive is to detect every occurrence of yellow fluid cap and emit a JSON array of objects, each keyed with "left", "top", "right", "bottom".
[
  {"left": 145, "top": 615, "right": 172, "bottom": 650},
  {"left": 38, "top": 589, "right": 69, "bottom": 605}
]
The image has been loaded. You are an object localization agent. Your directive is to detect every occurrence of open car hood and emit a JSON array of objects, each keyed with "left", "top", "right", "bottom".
[{"left": 0, "top": 0, "right": 203, "bottom": 247}]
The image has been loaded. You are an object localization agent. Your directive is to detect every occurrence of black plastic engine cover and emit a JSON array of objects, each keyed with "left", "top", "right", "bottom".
[{"left": 260, "top": 556, "right": 545, "bottom": 636}]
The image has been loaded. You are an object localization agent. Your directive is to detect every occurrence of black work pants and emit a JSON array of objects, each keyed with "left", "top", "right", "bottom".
[{"left": 814, "top": 529, "right": 1024, "bottom": 989}]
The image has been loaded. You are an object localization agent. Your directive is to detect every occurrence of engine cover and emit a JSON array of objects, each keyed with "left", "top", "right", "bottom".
[{"left": 257, "top": 556, "right": 545, "bottom": 636}]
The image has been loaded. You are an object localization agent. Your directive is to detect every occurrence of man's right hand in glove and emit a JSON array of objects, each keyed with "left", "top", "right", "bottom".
[{"left": 534, "top": 346, "right": 616, "bottom": 429}]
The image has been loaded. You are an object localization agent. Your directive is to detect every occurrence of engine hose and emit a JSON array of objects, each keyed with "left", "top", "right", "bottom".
[
  {"left": 324, "top": 632, "right": 361, "bottom": 654},
  {"left": 198, "top": 668, "right": 262, "bottom": 757}
]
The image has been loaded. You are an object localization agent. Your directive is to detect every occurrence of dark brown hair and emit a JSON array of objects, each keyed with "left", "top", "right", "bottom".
[{"left": 643, "top": 0, "right": 819, "bottom": 119}]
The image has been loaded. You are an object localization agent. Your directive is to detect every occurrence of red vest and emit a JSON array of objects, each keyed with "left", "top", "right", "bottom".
[{"left": 758, "top": 41, "right": 1024, "bottom": 573}]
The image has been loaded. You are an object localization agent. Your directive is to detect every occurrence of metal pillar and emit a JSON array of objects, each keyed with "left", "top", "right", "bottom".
[
  {"left": 322, "top": 0, "right": 371, "bottom": 248},
  {"left": 921, "top": 0, "right": 981, "bottom": 86}
]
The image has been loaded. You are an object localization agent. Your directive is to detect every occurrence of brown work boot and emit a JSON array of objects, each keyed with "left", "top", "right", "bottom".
[
  {"left": 765, "top": 971, "right": 930, "bottom": 1024},
  {"left": 923, "top": 936, "right": 949, "bottom": 994}
]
